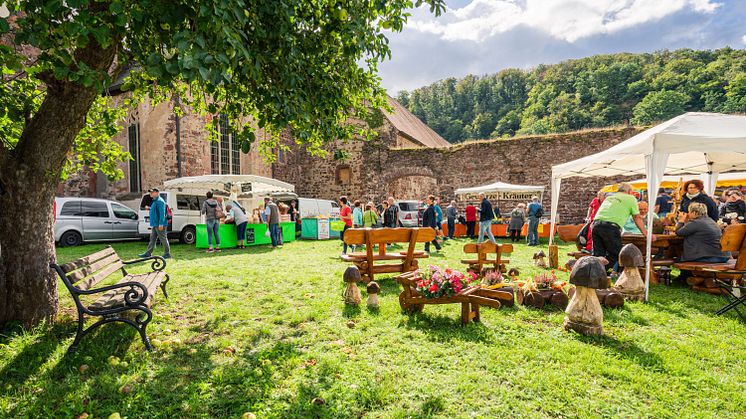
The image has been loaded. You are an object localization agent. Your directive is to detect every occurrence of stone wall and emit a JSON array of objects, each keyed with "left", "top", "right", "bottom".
[{"left": 274, "top": 126, "right": 644, "bottom": 223}]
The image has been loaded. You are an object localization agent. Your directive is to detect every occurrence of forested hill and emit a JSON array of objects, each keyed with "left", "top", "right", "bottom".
[{"left": 395, "top": 48, "right": 746, "bottom": 143}]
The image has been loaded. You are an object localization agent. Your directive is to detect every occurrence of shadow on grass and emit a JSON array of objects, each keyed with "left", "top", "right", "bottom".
[
  {"left": 401, "top": 311, "right": 495, "bottom": 344},
  {"left": 573, "top": 333, "right": 666, "bottom": 371}
]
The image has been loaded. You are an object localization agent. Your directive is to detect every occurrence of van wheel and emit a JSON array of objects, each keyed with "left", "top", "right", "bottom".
[
  {"left": 60, "top": 231, "right": 82, "bottom": 247},
  {"left": 180, "top": 226, "right": 196, "bottom": 244}
]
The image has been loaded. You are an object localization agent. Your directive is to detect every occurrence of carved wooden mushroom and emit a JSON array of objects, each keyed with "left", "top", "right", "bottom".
[
  {"left": 533, "top": 250, "right": 547, "bottom": 268},
  {"left": 507, "top": 268, "right": 520, "bottom": 278},
  {"left": 343, "top": 266, "right": 362, "bottom": 305},
  {"left": 564, "top": 256, "right": 607, "bottom": 336},
  {"left": 366, "top": 281, "right": 380, "bottom": 308},
  {"left": 613, "top": 244, "right": 646, "bottom": 302}
]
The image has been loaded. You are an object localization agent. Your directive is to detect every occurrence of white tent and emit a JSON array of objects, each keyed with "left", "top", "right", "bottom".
[
  {"left": 550, "top": 112, "right": 746, "bottom": 301},
  {"left": 455, "top": 181, "right": 544, "bottom": 202},
  {"left": 164, "top": 175, "right": 295, "bottom": 199}
]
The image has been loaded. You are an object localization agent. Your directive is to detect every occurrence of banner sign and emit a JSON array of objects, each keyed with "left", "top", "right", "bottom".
[{"left": 458, "top": 191, "right": 540, "bottom": 202}]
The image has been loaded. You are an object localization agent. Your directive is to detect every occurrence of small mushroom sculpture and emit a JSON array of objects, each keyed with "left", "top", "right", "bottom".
[
  {"left": 366, "top": 281, "right": 381, "bottom": 308},
  {"left": 564, "top": 256, "right": 607, "bottom": 336},
  {"left": 343, "top": 266, "right": 362, "bottom": 305},
  {"left": 507, "top": 268, "right": 520, "bottom": 278},
  {"left": 533, "top": 250, "right": 547, "bottom": 268},
  {"left": 613, "top": 244, "right": 646, "bottom": 302}
]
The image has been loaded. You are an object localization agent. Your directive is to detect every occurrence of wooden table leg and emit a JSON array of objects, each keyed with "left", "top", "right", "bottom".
[{"left": 472, "top": 302, "right": 480, "bottom": 322}]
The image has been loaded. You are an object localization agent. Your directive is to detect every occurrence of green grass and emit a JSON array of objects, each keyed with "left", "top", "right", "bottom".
[{"left": 1, "top": 237, "right": 745, "bottom": 418}]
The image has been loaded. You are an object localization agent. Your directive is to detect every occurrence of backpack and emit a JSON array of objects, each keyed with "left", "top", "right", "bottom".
[
  {"left": 535, "top": 207, "right": 544, "bottom": 218},
  {"left": 166, "top": 205, "right": 173, "bottom": 225},
  {"left": 576, "top": 222, "right": 590, "bottom": 249}
]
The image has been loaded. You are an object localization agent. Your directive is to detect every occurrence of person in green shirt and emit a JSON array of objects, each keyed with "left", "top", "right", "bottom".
[
  {"left": 623, "top": 201, "right": 658, "bottom": 235},
  {"left": 592, "top": 183, "right": 653, "bottom": 271},
  {"left": 363, "top": 202, "right": 379, "bottom": 227}
]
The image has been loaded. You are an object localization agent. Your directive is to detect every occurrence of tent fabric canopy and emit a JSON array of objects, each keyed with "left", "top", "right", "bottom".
[
  {"left": 163, "top": 175, "right": 295, "bottom": 196},
  {"left": 454, "top": 182, "right": 544, "bottom": 195},
  {"left": 600, "top": 172, "right": 746, "bottom": 193},
  {"left": 549, "top": 112, "right": 746, "bottom": 302}
]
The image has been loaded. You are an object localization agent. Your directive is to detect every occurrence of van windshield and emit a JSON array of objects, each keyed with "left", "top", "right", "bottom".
[{"left": 398, "top": 202, "right": 419, "bottom": 211}]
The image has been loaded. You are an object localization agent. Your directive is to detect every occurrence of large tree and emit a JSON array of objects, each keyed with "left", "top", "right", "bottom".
[{"left": 0, "top": 0, "right": 445, "bottom": 328}]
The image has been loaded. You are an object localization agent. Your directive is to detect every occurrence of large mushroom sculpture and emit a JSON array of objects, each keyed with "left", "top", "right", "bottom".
[
  {"left": 613, "top": 244, "right": 646, "bottom": 302},
  {"left": 343, "top": 266, "right": 363, "bottom": 305},
  {"left": 564, "top": 256, "right": 608, "bottom": 336}
]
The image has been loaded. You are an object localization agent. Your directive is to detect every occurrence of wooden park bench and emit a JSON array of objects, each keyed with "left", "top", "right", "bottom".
[
  {"left": 460, "top": 242, "right": 512, "bottom": 274},
  {"left": 341, "top": 227, "right": 435, "bottom": 283},
  {"left": 674, "top": 224, "right": 746, "bottom": 292},
  {"left": 395, "top": 271, "right": 510, "bottom": 324},
  {"left": 50, "top": 246, "right": 170, "bottom": 352}
]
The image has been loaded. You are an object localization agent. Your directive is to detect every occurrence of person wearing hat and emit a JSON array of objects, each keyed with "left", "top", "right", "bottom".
[{"left": 139, "top": 188, "right": 171, "bottom": 259}]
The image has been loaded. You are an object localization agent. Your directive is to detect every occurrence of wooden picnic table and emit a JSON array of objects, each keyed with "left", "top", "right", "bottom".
[{"left": 622, "top": 233, "right": 684, "bottom": 260}]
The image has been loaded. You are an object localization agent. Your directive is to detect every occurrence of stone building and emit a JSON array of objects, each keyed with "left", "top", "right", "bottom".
[
  {"left": 273, "top": 125, "right": 644, "bottom": 224},
  {"left": 58, "top": 93, "right": 451, "bottom": 204}
]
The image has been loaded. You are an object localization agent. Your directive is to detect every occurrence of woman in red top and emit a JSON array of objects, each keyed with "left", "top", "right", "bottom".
[
  {"left": 339, "top": 196, "right": 353, "bottom": 255},
  {"left": 465, "top": 202, "right": 477, "bottom": 239},
  {"left": 584, "top": 190, "right": 605, "bottom": 251}
]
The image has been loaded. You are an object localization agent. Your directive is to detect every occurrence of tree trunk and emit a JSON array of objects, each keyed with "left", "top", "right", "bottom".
[{"left": 0, "top": 40, "right": 117, "bottom": 328}]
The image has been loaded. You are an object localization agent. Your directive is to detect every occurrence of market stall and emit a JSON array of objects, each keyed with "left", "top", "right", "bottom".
[
  {"left": 450, "top": 181, "right": 548, "bottom": 238},
  {"left": 600, "top": 172, "right": 746, "bottom": 195},
  {"left": 196, "top": 222, "right": 296, "bottom": 248},
  {"left": 550, "top": 112, "right": 746, "bottom": 301}
]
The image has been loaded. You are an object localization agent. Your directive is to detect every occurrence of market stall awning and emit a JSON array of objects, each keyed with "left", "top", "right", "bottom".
[
  {"left": 163, "top": 175, "right": 295, "bottom": 196},
  {"left": 600, "top": 172, "right": 746, "bottom": 193},
  {"left": 549, "top": 112, "right": 746, "bottom": 301},
  {"left": 455, "top": 181, "right": 544, "bottom": 202}
]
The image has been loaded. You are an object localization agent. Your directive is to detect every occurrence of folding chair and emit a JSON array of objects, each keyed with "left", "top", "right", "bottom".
[{"left": 711, "top": 275, "right": 746, "bottom": 322}]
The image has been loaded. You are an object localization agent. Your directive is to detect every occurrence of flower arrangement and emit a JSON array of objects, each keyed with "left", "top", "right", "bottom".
[
  {"left": 481, "top": 270, "right": 505, "bottom": 286},
  {"left": 512, "top": 270, "right": 571, "bottom": 294},
  {"left": 415, "top": 265, "right": 477, "bottom": 299}
]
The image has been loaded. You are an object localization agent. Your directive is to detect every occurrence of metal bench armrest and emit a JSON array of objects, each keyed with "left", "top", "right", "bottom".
[
  {"left": 123, "top": 255, "right": 167, "bottom": 272},
  {"left": 79, "top": 281, "right": 150, "bottom": 306}
]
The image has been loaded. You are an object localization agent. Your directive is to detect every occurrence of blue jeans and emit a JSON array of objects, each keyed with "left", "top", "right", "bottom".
[
  {"left": 206, "top": 219, "right": 220, "bottom": 247},
  {"left": 477, "top": 221, "right": 496, "bottom": 244},
  {"left": 236, "top": 222, "right": 247, "bottom": 242},
  {"left": 269, "top": 223, "right": 280, "bottom": 247},
  {"left": 527, "top": 216, "right": 540, "bottom": 245},
  {"left": 447, "top": 218, "right": 455, "bottom": 238}
]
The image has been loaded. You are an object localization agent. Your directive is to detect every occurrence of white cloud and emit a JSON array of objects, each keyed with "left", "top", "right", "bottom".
[
  {"left": 409, "top": 0, "right": 722, "bottom": 43},
  {"left": 742, "top": 34, "right": 746, "bottom": 44}
]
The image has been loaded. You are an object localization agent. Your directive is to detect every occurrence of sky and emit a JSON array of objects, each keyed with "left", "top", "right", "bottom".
[{"left": 379, "top": 0, "right": 746, "bottom": 94}]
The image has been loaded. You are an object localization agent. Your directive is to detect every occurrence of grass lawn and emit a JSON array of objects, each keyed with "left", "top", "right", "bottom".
[{"left": 1, "top": 236, "right": 745, "bottom": 418}]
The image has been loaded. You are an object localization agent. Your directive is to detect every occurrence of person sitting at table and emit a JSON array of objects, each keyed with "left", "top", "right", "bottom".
[
  {"left": 675, "top": 202, "right": 730, "bottom": 279},
  {"left": 719, "top": 189, "right": 746, "bottom": 225},
  {"left": 679, "top": 179, "right": 719, "bottom": 222},
  {"left": 623, "top": 201, "right": 658, "bottom": 235}
]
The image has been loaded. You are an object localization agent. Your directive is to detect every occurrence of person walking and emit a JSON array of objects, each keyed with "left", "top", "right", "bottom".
[
  {"left": 446, "top": 200, "right": 458, "bottom": 239},
  {"left": 434, "top": 197, "right": 444, "bottom": 240},
  {"left": 264, "top": 197, "right": 281, "bottom": 249},
  {"left": 508, "top": 203, "right": 526, "bottom": 243},
  {"left": 465, "top": 202, "right": 477, "bottom": 239},
  {"left": 352, "top": 200, "right": 364, "bottom": 228},
  {"left": 225, "top": 201, "right": 248, "bottom": 249},
  {"left": 477, "top": 193, "right": 497, "bottom": 244},
  {"left": 387, "top": 197, "right": 399, "bottom": 227},
  {"left": 201, "top": 191, "right": 223, "bottom": 252},
  {"left": 339, "top": 196, "right": 353, "bottom": 255},
  {"left": 526, "top": 196, "right": 543, "bottom": 246},
  {"left": 592, "top": 183, "right": 652, "bottom": 272},
  {"left": 139, "top": 188, "right": 171, "bottom": 259},
  {"left": 422, "top": 195, "right": 442, "bottom": 253},
  {"left": 363, "top": 202, "right": 379, "bottom": 227}
]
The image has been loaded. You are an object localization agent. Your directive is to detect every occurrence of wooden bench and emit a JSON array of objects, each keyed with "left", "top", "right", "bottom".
[
  {"left": 395, "top": 271, "right": 509, "bottom": 324},
  {"left": 674, "top": 224, "right": 746, "bottom": 290},
  {"left": 342, "top": 227, "right": 435, "bottom": 282},
  {"left": 460, "top": 242, "right": 512, "bottom": 274},
  {"left": 50, "top": 246, "right": 170, "bottom": 352}
]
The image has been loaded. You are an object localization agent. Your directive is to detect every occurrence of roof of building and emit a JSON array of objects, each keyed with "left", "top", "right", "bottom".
[{"left": 383, "top": 95, "right": 451, "bottom": 148}]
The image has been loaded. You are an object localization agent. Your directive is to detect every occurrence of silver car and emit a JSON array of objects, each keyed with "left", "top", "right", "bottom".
[
  {"left": 54, "top": 197, "right": 140, "bottom": 246},
  {"left": 396, "top": 200, "right": 421, "bottom": 227}
]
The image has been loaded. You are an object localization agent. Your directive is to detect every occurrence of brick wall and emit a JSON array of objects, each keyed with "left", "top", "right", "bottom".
[{"left": 274, "top": 127, "right": 644, "bottom": 224}]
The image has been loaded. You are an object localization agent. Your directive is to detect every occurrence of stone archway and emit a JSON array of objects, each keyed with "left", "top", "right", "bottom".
[{"left": 384, "top": 167, "right": 438, "bottom": 200}]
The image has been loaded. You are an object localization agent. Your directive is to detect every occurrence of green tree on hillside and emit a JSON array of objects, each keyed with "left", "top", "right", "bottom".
[{"left": 631, "top": 90, "right": 690, "bottom": 125}]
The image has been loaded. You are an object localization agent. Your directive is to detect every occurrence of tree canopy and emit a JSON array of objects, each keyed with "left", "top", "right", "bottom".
[{"left": 396, "top": 48, "right": 746, "bottom": 143}]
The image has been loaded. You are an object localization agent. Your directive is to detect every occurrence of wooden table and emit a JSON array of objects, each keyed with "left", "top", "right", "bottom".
[{"left": 622, "top": 234, "right": 684, "bottom": 260}]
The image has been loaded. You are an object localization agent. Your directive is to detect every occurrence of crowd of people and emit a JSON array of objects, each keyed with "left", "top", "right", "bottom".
[
  {"left": 336, "top": 192, "right": 546, "bottom": 256},
  {"left": 581, "top": 180, "right": 745, "bottom": 274}
]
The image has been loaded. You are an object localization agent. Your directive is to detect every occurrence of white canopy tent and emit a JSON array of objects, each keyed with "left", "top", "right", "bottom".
[
  {"left": 550, "top": 112, "right": 746, "bottom": 301},
  {"left": 455, "top": 181, "right": 544, "bottom": 203}
]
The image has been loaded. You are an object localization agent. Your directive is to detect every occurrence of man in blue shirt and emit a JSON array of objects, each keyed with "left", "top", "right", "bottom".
[
  {"left": 526, "top": 196, "right": 543, "bottom": 246},
  {"left": 139, "top": 188, "right": 171, "bottom": 259},
  {"left": 477, "top": 193, "right": 497, "bottom": 244}
]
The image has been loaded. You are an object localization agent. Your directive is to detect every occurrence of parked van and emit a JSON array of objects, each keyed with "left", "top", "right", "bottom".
[
  {"left": 54, "top": 197, "right": 140, "bottom": 246},
  {"left": 396, "top": 200, "right": 422, "bottom": 227},
  {"left": 137, "top": 191, "right": 190, "bottom": 243}
]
